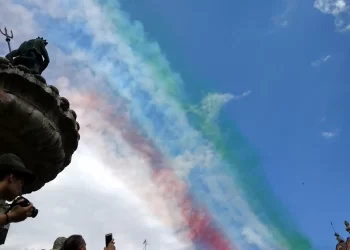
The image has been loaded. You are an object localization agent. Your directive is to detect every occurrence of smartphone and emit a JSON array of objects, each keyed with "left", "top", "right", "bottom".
[{"left": 105, "top": 233, "right": 113, "bottom": 247}]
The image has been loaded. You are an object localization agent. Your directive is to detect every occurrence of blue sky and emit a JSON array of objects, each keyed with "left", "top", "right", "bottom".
[
  {"left": 120, "top": 0, "right": 349, "bottom": 248},
  {"left": 0, "top": 0, "right": 349, "bottom": 249}
]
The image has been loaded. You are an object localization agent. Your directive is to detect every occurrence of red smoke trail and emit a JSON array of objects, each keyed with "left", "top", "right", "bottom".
[
  {"left": 104, "top": 105, "right": 236, "bottom": 250},
  {"left": 153, "top": 168, "right": 234, "bottom": 250},
  {"left": 71, "top": 90, "right": 235, "bottom": 249}
]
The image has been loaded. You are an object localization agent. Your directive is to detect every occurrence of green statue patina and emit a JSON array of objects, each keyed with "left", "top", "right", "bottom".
[{"left": 5, "top": 37, "right": 50, "bottom": 75}]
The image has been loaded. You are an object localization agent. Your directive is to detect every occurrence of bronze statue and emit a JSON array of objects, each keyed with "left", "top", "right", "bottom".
[
  {"left": 0, "top": 29, "right": 80, "bottom": 194},
  {"left": 345, "top": 221, "right": 350, "bottom": 233},
  {"left": 5, "top": 37, "right": 50, "bottom": 75},
  {"left": 335, "top": 232, "right": 345, "bottom": 243}
]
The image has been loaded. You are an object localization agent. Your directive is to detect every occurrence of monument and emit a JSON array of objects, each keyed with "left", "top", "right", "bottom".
[
  {"left": 0, "top": 27, "right": 80, "bottom": 194},
  {"left": 333, "top": 221, "right": 350, "bottom": 250}
]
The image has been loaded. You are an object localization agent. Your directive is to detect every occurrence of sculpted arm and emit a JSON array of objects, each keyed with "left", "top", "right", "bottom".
[
  {"left": 5, "top": 49, "right": 19, "bottom": 63},
  {"left": 40, "top": 43, "right": 50, "bottom": 73}
]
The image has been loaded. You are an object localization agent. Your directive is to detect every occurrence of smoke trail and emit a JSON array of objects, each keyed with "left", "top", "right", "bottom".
[
  {"left": 96, "top": 2, "right": 312, "bottom": 249},
  {"left": 16, "top": 0, "right": 312, "bottom": 248},
  {"left": 57, "top": 81, "right": 234, "bottom": 249}
]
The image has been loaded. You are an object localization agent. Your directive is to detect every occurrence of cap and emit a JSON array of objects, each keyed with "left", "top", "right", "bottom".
[
  {"left": 53, "top": 237, "right": 67, "bottom": 250},
  {"left": 0, "top": 153, "right": 36, "bottom": 185}
]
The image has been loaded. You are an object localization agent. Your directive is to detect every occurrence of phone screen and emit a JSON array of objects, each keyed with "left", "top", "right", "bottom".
[{"left": 105, "top": 233, "right": 113, "bottom": 247}]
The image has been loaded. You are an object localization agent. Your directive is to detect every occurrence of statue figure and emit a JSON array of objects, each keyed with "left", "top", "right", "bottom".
[
  {"left": 0, "top": 29, "right": 80, "bottom": 194},
  {"left": 345, "top": 221, "right": 350, "bottom": 233},
  {"left": 5, "top": 37, "right": 50, "bottom": 75},
  {"left": 335, "top": 232, "right": 344, "bottom": 243}
]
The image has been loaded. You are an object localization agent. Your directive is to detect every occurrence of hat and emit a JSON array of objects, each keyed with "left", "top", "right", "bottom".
[
  {"left": 0, "top": 153, "right": 36, "bottom": 185},
  {"left": 52, "top": 237, "right": 67, "bottom": 250}
]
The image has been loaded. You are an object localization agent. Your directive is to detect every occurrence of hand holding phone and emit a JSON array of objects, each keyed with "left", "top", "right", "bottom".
[{"left": 105, "top": 233, "right": 113, "bottom": 248}]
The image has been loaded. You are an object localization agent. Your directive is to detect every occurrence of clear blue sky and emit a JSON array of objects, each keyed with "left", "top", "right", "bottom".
[{"left": 120, "top": 0, "right": 350, "bottom": 248}]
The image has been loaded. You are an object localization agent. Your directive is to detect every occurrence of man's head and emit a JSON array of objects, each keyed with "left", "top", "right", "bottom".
[
  {"left": 0, "top": 153, "right": 36, "bottom": 201},
  {"left": 62, "top": 235, "right": 86, "bottom": 250}
]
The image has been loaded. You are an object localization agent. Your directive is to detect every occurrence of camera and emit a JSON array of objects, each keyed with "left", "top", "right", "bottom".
[
  {"left": 0, "top": 197, "right": 38, "bottom": 245},
  {"left": 6, "top": 196, "right": 38, "bottom": 218}
]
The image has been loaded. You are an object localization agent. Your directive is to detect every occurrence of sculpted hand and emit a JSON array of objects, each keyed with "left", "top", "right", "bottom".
[
  {"left": 7, "top": 199, "right": 33, "bottom": 223},
  {"left": 104, "top": 239, "right": 115, "bottom": 250},
  {"left": 5, "top": 55, "right": 13, "bottom": 64}
]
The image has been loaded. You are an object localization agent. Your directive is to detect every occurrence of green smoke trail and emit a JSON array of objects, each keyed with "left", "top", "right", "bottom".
[{"left": 97, "top": 1, "right": 313, "bottom": 248}]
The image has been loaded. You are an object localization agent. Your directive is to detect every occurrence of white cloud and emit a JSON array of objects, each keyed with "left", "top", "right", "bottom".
[
  {"left": 200, "top": 93, "right": 235, "bottom": 121},
  {"left": 321, "top": 128, "right": 340, "bottom": 139},
  {"left": 188, "top": 90, "right": 251, "bottom": 124},
  {"left": 323, "top": 54, "right": 332, "bottom": 62},
  {"left": 311, "top": 54, "right": 332, "bottom": 67},
  {"left": 315, "top": 0, "right": 347, "bottom": 15},
  {"left": 266, "top": 0, "right": 296, "bottom": 35},
  {"left": 314, "top": 0, "right": 350, "bottom": 31},
  {"left": 3, "top": 148, "right": 191, "bottom": 250}
]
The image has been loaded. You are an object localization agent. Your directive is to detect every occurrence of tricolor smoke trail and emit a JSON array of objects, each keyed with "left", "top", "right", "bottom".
[
  {"left": 6, "top": 0, "right": 313, "bottom": 249},
  {"left": 63, "top": 89, "right": 235, "bottom": 250}
]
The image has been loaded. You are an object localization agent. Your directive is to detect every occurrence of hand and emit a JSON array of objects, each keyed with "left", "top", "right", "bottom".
[
  {"left": 7, "top": 199, "right": 33, "bottom": 223},
  {"left": 104, "top": 239, "right": 115, "bottom": 250},
  {"left": 5, "top": 55, "right": 13, "bottom": 64}
]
